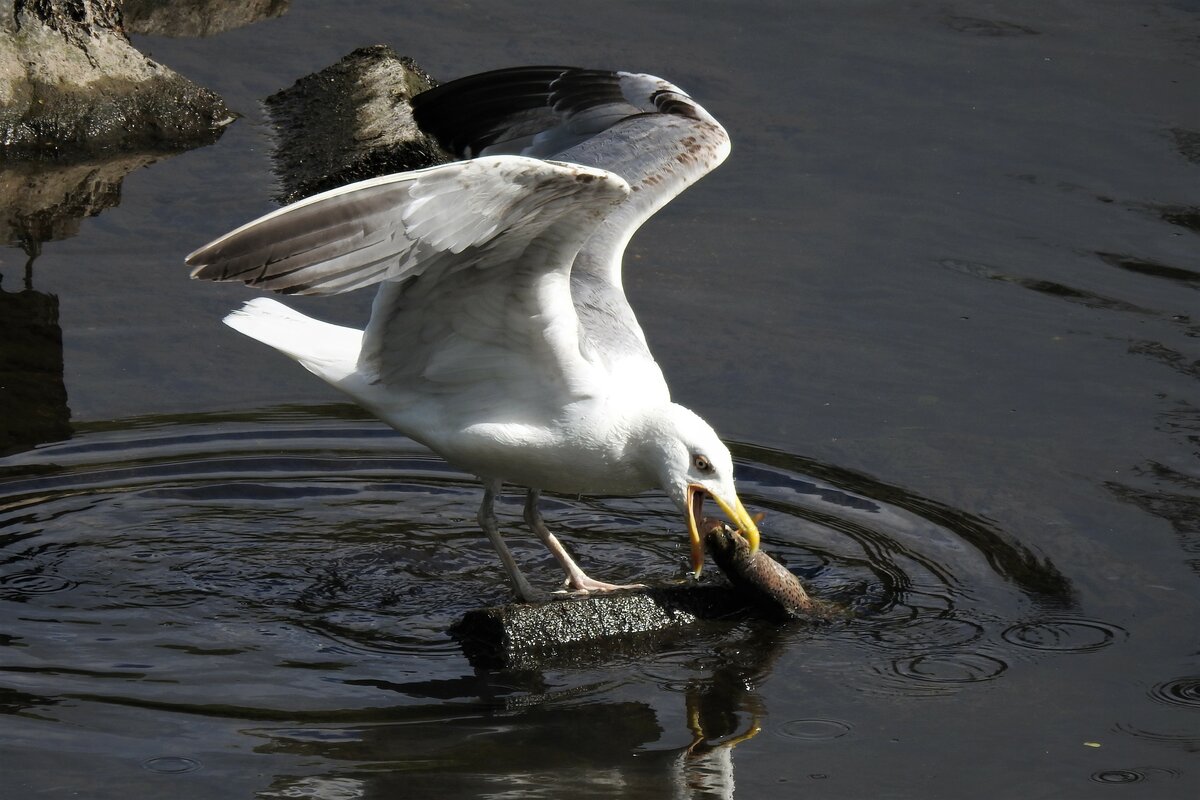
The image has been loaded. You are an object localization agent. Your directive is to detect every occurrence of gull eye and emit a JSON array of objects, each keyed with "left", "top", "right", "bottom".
[{"left": 692, "top": 454, "right": 713, "bottom": 473}]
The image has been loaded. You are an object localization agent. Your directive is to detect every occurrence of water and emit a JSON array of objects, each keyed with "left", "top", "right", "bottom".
[{"left": 2, "top": 0, "right": 1198, "bottom": 797}]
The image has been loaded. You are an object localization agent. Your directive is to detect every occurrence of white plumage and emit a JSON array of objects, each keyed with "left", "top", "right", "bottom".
[{"left": 187, "top": 67, "right": 759, "bottom": 600}]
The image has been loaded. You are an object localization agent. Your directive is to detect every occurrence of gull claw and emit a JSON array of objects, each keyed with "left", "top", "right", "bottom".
[{"left": 556, "top": 576, "right": 647, "bottom": 596}]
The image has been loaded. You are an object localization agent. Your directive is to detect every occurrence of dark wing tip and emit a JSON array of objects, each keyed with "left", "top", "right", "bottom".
[
  {"left": 411, "top": 66, "right": 718, "bottom": 161},
  {"left": 412, "top": 66, "right": 655, "bottom": 159}
]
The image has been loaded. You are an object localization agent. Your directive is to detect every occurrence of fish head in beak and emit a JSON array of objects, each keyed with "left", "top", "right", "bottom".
[
  {"left": 644, "top": 403, "right": 761, "bottom": 578},
  {"left": 685, "top": 483, "right": 760, "bottom": 577}
]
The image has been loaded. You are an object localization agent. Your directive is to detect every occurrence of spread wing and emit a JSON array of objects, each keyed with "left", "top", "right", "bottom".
[
  {"left": 188, "top": 67, "right": 730, "bottom": 427},
  {"left": 187, "top": 156, "right": 631, "bottom": 421},
  {"left": 411, "top": 67, "right": 731, "bottom": 395}
]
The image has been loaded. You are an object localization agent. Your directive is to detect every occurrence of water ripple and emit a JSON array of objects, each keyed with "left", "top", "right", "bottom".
[
  {"left": 862, "top": 616, "right": 986, "bottom": 650},
  {"left": 1114, "top": 721, "right": 1200, "bottom": 750},
  {"left": 141, "top": 756, "right": 202, "bottom": 774},
  {"left": 0, "top": 410, "right": 1064, "bottom": 720},
  {"left": 1001, "top": 618, "right": 1126, "bottom": 653},
  {"left": 0, "top": 572, "right": 76, "bottom": 597},
  {"left": 888, "top": 651, "right": 1009, "bottom": 686},
  {"left": 777, "top": 718, "right": 852, "bottom": 741},
  {"left": 1148, "top": 676, "right": 1200, "bottom": 710},
  {"left": 1090, "top": 767, "right": 1178, "bottom": 784}
]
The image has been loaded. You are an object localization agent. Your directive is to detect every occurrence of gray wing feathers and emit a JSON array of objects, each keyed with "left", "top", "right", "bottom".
[
  {"left": 412, "top": 69, "right": 730, "bottom": 373},
  {"left": 189, "top": 67, "right": 727, "bottom": 412},
  {"left": 410, "top": 69, "right": 729, "bottom": 255},
  {"left": 187, "top": 156, "right": 630, "bottom": 297}
]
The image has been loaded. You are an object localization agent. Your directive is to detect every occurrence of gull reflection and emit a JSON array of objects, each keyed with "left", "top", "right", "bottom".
[{"left": 246, "top": 622, "right": 794, "bottom": 799}]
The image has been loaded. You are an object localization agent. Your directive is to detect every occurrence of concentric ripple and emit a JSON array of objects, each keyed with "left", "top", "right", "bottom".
[
  {"left": 142, "top": 756, "right": 202, "bottom": 774},
  {"left": 0, "top": 572, "right": 76, "bottom": 598},
  {"left": 1091, "top": 769, "right": 1144, "bottom": 784},
  {"left": 1147, "top": 677, "right": 1200, "bottom": 710},
  {"left": 1090, "top": 767, "right": 1178, "bottom": 784},
  {"left": 777, "top": 718, "right": 852, "bottom": 741},
  {"left": 1001, "top": 618, "right": 1126, "bottom": 653},
  {"left": 0, "top": 409, "right": 1068, "bottom": 722},
  {"left": 888, "top": 651, "right": 1009, "bottom": 686}
]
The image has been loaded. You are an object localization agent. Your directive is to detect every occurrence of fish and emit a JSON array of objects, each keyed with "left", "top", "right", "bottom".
[{"left": 701, "top": 518, "right": 823, "bottom": 618}]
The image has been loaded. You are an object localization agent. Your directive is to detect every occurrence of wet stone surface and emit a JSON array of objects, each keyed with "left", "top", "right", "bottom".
[{"left": 263, "top": 45, "right": 449, "bottom": 203}]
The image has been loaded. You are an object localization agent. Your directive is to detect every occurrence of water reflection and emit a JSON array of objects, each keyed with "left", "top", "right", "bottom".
[
  {"left": 0, "top": 128, "right": 229, "bottom": 456},
  {"left": 122, "top": 0, "right": 291, "bottom": 37},
  {"left": 0, "top": 156, "right": 158, "bottom": 253},
  {"left": 0, "top": 272, "right": 71, "bottom": 455},
  {"left": 0, "top": 408, "right": 1099, "bottom": 797},
  {"left": 249, "top": 624, "right": 786, "bottom": 798}
]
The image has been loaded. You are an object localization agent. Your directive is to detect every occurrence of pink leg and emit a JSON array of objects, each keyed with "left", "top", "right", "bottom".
[
  {"left": 478, "top": 480, "right": 545, "bottom": 603},
  {"left": 523, "top": 489, "right": 646, "bottom": 594}
]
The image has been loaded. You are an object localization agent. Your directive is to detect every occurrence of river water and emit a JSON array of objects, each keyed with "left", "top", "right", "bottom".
[{"left": 2, "top": 1, "right": 1198, "bottom": 797}]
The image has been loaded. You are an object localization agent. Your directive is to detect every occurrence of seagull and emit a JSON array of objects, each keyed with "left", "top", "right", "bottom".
[{"left": 186, "top": 66, "right": 760, "bottom": 602}]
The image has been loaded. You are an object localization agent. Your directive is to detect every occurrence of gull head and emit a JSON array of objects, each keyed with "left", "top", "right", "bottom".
[{"left": 636, "top": 404, "right": 760, "bottom": 576}]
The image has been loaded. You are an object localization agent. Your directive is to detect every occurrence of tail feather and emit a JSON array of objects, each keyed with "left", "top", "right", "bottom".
[{"left": 223, "top": 297, "right": 363, "bottom": 385}]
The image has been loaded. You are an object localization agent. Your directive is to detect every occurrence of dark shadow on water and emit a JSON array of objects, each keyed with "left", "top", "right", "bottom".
[
  {"left": 1107, "top": 461, "right": 1200, "bottom": 580},
  {"left": 1170, "top": 127, "right": 1200, "bottom": 165},
  {"left": 937, "top": 257, "right": 1193, "bottom": 326},
  {"left": 1151, "top": 205, "right": 1200, "bottom": 237},
  {"left": 1096, "top": 252, "right": 1200, "bottom": 291},
  {"left": 1127, "top": 341, "right": 1200, "bottom": 381}
]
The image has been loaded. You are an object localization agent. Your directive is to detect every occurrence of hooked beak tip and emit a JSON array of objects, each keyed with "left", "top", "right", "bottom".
[{"left": 711, "top": 492, "right": 760, "bottom": 554}]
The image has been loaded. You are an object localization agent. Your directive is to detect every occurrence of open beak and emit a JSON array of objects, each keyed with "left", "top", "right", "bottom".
[{"left": 685, "top": 484, "right": 761, "bottom": 577}]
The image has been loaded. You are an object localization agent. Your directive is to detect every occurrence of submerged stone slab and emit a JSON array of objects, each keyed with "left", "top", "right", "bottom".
[
  {"left": 451, "top": 584, "right": 752, "bottom": 669},
  {"left": 264, "top": 45, "right": 451, "bottom": 204},
  {"left": 452, "top": 534, "right": 842, "bottom": 669}
]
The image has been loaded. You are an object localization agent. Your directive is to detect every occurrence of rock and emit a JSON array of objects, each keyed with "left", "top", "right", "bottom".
[
  {"left": 451, "top": 584, "right": 750, "bottom": 669},
  {"left": 263, "top": 45, "right": 451, "bottom": 204},
  {"left": 0, "top": 0, "right": 232, "bottom": 156},
  {"left": 451, "top": 528, "right": 840, "bottom": 668},
  {"left": 121, "top": 0, "right": 290, "bottom": 38}
]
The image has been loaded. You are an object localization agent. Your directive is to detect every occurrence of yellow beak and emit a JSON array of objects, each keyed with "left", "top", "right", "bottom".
[{"left": 685, "top": 484, "right": 761, "bottom": 577}]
